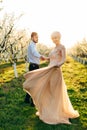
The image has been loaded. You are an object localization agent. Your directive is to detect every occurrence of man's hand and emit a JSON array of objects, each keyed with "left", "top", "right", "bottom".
[
  {"left": 40, "top": 56, "right": 50, "bottom": 61},
  {"left": 40, "top": 56, "right": 45, "bottom": 60},
  {"left": 45, "top": 57, "right": 50, "bottom": 61}
]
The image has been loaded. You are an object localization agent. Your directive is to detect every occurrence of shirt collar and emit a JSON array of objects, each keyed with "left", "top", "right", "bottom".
[{"left": 31, "top": 40, "right": 36, "bottom": 45}]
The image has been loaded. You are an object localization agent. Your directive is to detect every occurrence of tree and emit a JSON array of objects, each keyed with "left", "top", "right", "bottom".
[
  {"left": 0, "top": 13, "right": 29, "bottom": 77},
  {"left": 0, "top": 0, "right": 3, "bottom": 11},
  {"left": 68, "top": 38, "right": 87, "bottom": 58}
]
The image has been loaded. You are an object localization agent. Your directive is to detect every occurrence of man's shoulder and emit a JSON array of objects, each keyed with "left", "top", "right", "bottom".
[
  {"left": 29, "top": 41, "right": 35, "bottom": 47},
  {"left": 28, "top": 42, "right": 33, "bottom": 48}
]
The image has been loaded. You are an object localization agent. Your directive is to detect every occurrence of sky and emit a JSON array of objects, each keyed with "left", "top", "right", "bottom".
[{"left": 1, "top": 0, "right": 87, "bottom": 48}]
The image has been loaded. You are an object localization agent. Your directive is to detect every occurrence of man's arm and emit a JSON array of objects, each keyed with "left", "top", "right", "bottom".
[
  {"left": 31, "top": 44, "right": 41, "bottom": 58},
  {"left": 31, "top": 44, "right": 47, "bottom": 60}
]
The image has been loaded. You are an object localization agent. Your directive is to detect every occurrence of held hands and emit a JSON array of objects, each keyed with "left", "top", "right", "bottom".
[
  {"left": 45, "top": 57, "right": 50, "bottom": 61},
  {"left": 40, "top": 56, "right": 45, "bottom": 60},
  {"left": 40, "top": 56, "right": 50, "bottom": 61}
]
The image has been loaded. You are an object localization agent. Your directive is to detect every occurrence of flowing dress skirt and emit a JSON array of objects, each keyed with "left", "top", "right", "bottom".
[{"left": 23, "top": 66, "right": 79, "bottom": 124}]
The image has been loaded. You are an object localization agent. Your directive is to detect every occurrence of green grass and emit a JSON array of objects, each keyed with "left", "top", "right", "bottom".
[{"left": 0, "top": 57, "right": 87, "bottom": 130}]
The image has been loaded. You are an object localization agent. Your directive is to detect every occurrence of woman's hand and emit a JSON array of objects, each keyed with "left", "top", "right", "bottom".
[
  {"left": 40, "top": 56, "right": 50, "bottom": 61},
  {"left": 45, "top": 57, "right": 50, "bottom": 61}
]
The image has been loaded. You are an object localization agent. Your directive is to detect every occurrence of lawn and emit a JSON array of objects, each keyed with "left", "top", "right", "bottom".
[{"left": 0, "top": 56, "right": 87, "bottom": 130}]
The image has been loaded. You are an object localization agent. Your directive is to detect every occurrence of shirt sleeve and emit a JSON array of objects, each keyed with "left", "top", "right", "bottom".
[
  {"left": 31, "top": 44, "right": 41, "bottom": 58},
  {"left": 58, "top": 45, "right": 66, "bottom": 66}
]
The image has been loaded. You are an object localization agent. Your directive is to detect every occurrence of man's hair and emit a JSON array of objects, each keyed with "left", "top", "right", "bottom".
[{"left": 31, "top": 32, "right": 38, "bottom": 38}]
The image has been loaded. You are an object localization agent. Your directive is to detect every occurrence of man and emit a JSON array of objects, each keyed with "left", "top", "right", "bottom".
[{"left": 24, "top": 32, "right": 45, "bottom": 106}]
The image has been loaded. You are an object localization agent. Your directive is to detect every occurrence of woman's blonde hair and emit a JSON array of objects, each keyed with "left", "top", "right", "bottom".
[{"left": 51, "top": 31, "right": 61, "bottom": 39}]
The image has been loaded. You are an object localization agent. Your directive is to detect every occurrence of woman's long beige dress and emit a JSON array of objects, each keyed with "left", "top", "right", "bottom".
[{"left": 23, "top": 44, "right": 79, "bottom": 124}]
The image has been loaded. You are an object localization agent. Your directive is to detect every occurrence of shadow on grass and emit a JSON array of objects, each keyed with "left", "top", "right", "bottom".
[
  {"left": 25, "top": 115, "right": 82, "bottom": 130},
  {"left": 0, "top": 60, "right": 25, "bottom": 69}
]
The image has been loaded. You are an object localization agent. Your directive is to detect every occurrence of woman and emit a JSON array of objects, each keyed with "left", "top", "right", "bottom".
[{"left": 23, "top": 31, "right": 79, "bottom": 124}]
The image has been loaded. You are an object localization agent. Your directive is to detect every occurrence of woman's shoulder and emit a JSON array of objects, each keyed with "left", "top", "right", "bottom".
[
  {"left": 57, "top": 44, "right": 65, "bottom": 50},
  {"left": 60, "top": 44, "right": 65, "bottom": 48}
]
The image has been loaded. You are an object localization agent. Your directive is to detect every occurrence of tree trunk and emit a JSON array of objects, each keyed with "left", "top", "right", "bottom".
[
  {"left": 13, "top": 63, "right": 18, "bottom": 77},
  {"left": 25, "top": 61, "right": 28, "bottom": 72}
]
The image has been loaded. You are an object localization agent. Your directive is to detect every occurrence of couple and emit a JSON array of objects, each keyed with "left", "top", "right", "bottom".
[{"left": 23, "top": 31, "right": 79, "bottom": 124}]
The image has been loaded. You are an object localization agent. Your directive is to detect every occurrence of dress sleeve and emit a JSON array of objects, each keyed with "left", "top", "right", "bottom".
[{"left": 58, "top": 45, "right": 66, "bottom": 66}]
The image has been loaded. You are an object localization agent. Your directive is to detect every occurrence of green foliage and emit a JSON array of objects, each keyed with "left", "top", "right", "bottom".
[{"left": 0, "top": 57, "right": 87, "bottom": 130}]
